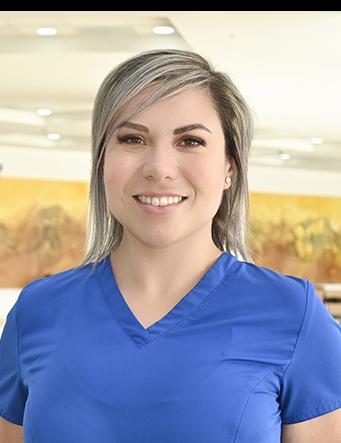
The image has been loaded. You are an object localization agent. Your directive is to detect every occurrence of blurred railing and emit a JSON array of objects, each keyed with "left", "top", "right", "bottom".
[{"left": 316, "top": 283, "right": 341, "bottom": 326}]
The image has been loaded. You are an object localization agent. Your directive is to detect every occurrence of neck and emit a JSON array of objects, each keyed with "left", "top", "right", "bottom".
[{"left": 109, "top": 238, "right": 223, "bottom": 303}]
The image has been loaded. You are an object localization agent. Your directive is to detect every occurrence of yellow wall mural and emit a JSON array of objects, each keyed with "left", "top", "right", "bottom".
[
  {"left": 0, "top": 178, "right": 340, "bottom": 288},
  {"left": 248, "top": 192, "right": 341, "bottom": 283},
  {"left": 0, "top": 177, "right": 89, "bottom": 287}
]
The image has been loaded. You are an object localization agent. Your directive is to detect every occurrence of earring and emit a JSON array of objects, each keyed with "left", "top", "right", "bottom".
[{"left": 225, "top": 176, "right": 231, "bottom": 185}]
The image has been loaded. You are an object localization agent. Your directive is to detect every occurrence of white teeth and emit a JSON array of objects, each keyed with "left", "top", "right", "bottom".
[{"left": 137, "top": 195, "right": 184, "bottom": 206}]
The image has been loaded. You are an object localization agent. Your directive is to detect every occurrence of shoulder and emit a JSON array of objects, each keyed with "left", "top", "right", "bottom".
[
  {"left": 233, "top": 259, "right": 309, "bottom": 314},
  {"left": 15, "top": 262, "right": 95, "bottom": 323},
  {"left": 228, "top": 259, "right": 313, "bottom": 348},
  {"left": 227, "top": 260, "right": 316, "bottom": 367}
]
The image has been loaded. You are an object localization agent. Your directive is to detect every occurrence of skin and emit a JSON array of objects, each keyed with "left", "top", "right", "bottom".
[
  {"left": 103, "top": 87, "right": 235, "bottom": 304},
  {"left": 0, "top": 416, "right": 24, "bottom": 442},
  {"left": 281, "top": 408, "right": 341, "bottom": 442}
]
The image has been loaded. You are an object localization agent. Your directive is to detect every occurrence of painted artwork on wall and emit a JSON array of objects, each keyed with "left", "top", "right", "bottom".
[
  {"left": 0, "top": 179, "right": 340, "bottom": 288},
  {"left": 248, "top": 192, "right": 341, "bottom": 283},
  {"left": 0, "top": 177, "right": 89, "bottom": 288}
]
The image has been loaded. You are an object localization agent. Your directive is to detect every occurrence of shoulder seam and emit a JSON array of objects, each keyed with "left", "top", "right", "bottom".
[
  {"left": 13, "top": 298, "right": 28, "bottom": 395},
  {"left": 280, "top": 278, "right": 310, "bottom": 383},
  {"left": 14, "top": 288, "right": 29, "bottom": 396}
]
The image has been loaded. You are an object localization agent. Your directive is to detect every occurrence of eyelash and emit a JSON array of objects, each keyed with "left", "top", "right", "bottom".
[{"left": 117, "top": 135, "right": 206, "bottom": 148}]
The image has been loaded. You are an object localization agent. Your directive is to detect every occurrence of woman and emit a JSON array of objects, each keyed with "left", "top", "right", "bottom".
[{"left": 0, "top": 49, "right": 340, "bottom": 443}]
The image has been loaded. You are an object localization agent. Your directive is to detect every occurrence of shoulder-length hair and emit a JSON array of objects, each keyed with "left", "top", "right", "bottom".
[{"left": 77, "top": 48, "right": 256, "bottom": 272}]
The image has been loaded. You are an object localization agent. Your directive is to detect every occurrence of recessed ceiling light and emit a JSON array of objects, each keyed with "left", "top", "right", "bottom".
[
  {"left": 152, "top": 26, "right": 175, "bottom": 35},
  {"left": 36, "top": 27, "right": 58, "bottom": 36},
  {"left": 37, "top": 108, "right": 52, "bottom": 116},
  {"left": 278, "top": 151, "right": 291, "bottom": 160},
  {"left": 311, "top": 137, "right": 323, "bottom": 144},
  {"left": 48, "top": 133, "right": 61, "bottom": 140}
]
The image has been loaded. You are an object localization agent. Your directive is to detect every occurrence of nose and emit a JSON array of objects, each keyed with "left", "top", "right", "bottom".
[{"left": 142, "top": 146, "right": 179, "bottom": 182}]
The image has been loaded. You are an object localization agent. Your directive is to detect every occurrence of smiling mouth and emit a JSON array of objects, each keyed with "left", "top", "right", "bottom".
[{"left": 133, "top": 196, "right": 188, "bottom": 204}]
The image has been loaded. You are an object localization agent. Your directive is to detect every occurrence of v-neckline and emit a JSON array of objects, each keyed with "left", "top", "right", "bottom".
[{"left": 96, "top": 251, "right": 237, "bottom": 347}]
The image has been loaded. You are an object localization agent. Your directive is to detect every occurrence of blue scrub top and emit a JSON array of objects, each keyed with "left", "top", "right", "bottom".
[{"left": 1, "top": 252, "right": 341, "bottom": 442}]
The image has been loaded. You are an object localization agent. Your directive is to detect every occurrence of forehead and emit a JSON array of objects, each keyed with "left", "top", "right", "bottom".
[{"left": 119, "top": 86, "right": 218, "bottom": 124}]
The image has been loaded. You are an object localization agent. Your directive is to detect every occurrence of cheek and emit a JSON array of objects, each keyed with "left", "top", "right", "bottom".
[
  {"left": 103, "top": 165, "right": 116, "bottom": 198},
  {"left": 103, "top": 164, "right": 123, "bottom": 208},
  {"left": 103, "top": 165, "right": 117, "bottom": 187},
  {"left": 103, "top": 152, "right": 133, "bottom": 189},
  {"left": 192, "top": 159, "right": 224, "bottom": 191}
]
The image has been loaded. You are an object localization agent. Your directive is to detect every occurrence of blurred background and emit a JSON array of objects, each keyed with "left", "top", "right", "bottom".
[{"left": 0, "top": 11, "right": 340, "bottom": 329}]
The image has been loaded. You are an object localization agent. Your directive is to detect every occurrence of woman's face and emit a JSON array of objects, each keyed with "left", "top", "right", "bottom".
[{"left": 103, "top": 87, "right": 235, "bottom": 249}]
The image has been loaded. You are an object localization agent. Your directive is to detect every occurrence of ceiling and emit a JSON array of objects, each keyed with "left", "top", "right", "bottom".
[{"left": 0, "top": 11, "right": 340, "bottom": 172}]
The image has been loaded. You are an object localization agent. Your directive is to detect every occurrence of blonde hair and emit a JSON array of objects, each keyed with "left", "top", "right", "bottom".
[{"left": 77, "top": 49, "right": 256, "bottom": 272}]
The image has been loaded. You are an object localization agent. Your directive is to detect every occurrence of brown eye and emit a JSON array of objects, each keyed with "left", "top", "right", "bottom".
[
  {"left": 179, "top": 137, "right": 205, "bottom": 148},
  {"left": 117, "top": 135, "right": 145, "bottom": 144}
]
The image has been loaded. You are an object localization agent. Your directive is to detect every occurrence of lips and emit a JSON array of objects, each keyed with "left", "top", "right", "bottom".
[
  {"left": 132, "top": 195, "right": 187, "bottom": 198},
  {"left": 133, "top": 196, "right": 188, "bottom": 201}
]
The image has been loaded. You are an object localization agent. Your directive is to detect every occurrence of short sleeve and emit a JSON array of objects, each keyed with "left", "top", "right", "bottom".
[
  {"left": 279, "top": 279, "right": 341, "bottom": 424},
  {"left": 0, "top": 300, "right": 28, "bottom": 425}
]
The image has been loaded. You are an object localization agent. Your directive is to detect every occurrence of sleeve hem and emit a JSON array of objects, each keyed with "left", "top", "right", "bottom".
[
  {"left": 0, "top": 409, "right": 23, "bottom": 426},
  {"left": 282, "top": 399, "right": 341, "bottom": 424}
]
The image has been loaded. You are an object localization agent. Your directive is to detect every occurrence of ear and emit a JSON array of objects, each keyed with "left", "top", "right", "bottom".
[{"left": 225, "top": 155, "right": 236, "bottom": 178}]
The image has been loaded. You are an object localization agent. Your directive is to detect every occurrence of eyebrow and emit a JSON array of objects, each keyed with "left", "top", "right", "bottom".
[{"left": 116, "top": 121, "right": 212, "bottom": 134}]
